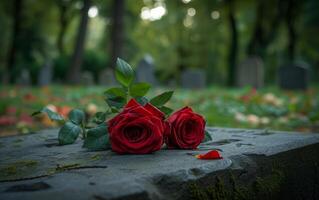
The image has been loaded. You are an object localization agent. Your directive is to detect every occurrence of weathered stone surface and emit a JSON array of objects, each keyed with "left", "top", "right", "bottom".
[{"left": 0, "top": 128, "right": 319, "bottom": 200}]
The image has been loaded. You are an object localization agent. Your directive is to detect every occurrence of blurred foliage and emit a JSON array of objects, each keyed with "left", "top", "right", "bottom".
[
  {"left": 0, "top": 85, "right": 318, "bottom": 136},
  {"left": 0, "top": 0, "right": 318, "bottom": 84}
]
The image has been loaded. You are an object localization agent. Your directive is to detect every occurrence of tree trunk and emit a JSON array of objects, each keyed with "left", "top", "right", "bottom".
[
  {"left": 227, "top": 0, "right": 238, "bottom": 87},
  {"left": 264, "top": 0, "right": 285, "bottom": 48},
  {"left": 247, "top": 0, "right": 284, "bottom": 58},
  {"left": 56, "top": 0, "right": 68, "bottom": 55},
  {"left": 286, "top": 0, "right": 297, "bottom": 61},
  {"left": 67, "top": 0, "right": 91, "bottom": 84},
  {"left": 246, "top": 1, "right": 264, "bottom": 56},
  {"left": 3, "top": 0, "right": 23, "bottom": 84},
  {"left": 110, "top": 0, "right": 124, "bottom": 69}
]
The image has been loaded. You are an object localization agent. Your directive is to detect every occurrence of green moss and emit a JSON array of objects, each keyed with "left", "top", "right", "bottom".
[
  {"left": 229, "top": 173, "right": 249, "bottom": 200},
  {"left": 91, "top": 154, "right": 102, "bottom": 160},
  {"left": 55, "top": 163, "right": 80, "bottom": 172},
  {"left": 188, "top": 169, "right": 285, "bottom": 200},
  {"left": 1, "top": 166, "right": 17, "bottom": 176},
  {"left": 189, "top": 182, "right": 209, "bottom": 200},
  {"left": 253, "top": 169, "right": 284, "bottom": 199},
  {"left": 20, "top": 160, "right": 38, "bottom": 167},
  {"left": 0, "top": 160, "right": 38, "bottom": 179},
  {"left": 206, "top": 177, "right": 228, "bottom": 200}
]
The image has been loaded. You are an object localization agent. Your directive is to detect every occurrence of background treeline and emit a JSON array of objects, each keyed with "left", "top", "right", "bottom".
[{"left": 0, "top": 0, "right": 318, "bottom": 85}]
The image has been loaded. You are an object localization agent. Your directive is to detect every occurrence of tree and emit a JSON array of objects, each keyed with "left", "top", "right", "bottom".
[
  {"left": 110, "top": 0, "right": 125, "bottom": 68},
  {"left": 67, "top": 0, "right": 91, "bottom": 84},
  {"left": 226, "top": 0, "right": 238, "bottom": 86},
  {"left": 285, "top": 0, "right": 299, "bottom": 61},
  {"left": 56, "top": 0, "right": 76, "bottom": 55},
  {"left": 246, "top": 0, "right": 285, "bottom": 58},
  {"left": 4, "top": 0, "right": 23, "bottom": 84}
]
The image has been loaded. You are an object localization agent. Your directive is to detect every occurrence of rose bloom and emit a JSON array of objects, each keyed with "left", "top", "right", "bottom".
[
  {"left": 108, "top": 99, "right": 166, "bottom": 154},
  {"left": 165, "top": 107, "right": 205, "bottom": 149}
]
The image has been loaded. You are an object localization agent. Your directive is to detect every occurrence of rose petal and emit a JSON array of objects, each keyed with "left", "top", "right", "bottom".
[
  {"left": 124, "top": 98, "right": 140, "bottom": 109},
  {"left": 144, "top": 103, "right": 165, "bottom": 119},
  {"left": 195, "top": 150, "right": 222, "bottom": 160}
]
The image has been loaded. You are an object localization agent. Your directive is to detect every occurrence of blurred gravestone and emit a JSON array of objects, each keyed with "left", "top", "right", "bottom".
[
  {"left": 278, "top": 63, "right": 309, "bottom": 90},
  {"left": 236, "top": 56, "right": 264, "bottom": 88},
  {"left": 37, "top": 61, "right": 53, "bottom": 86},
  {"left": 181, "top": 69, "right": 206, "bottom": 89},
  {"left": 80, "top": 71, "right": 94, "bottom": 86},
  {"left": 167, "top": 79, "right": 177, "bottom": 88},
  {"left": 136, "top": 55, "right": 158, "bottom": 85},
  {"left": 16, "top": 68, "right": 31, "bottom": 86},
  {"left": 98, "top": 69, "right": 116, "bottom": 86}
]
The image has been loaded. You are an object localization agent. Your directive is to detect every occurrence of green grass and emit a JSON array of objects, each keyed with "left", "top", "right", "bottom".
[{"left": 0, "top": 85, "right": 318, "bottom": 135}]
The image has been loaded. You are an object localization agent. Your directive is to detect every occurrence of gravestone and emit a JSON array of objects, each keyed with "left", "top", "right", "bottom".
[
  {"left": 37, "top": 61, "right": 53, "bottom": 86},
  {"left": 80, "top": 71, "right": 94, "bottom": 86},
  {"left": 167, "top": 79, "right": 177, "bottom": 88},
  {"left": 136, "top": 55, "right": 158, "bottom": 85},
  {"left": 181, "top": 69, "right": 206, "bottom": 89},
  {"left": 278, "top": 63, "right": 309, "bottom": 90},
  {"left": 1, "top": 128, "right": 318, "bottom": 199},
  {"left": 236, "top": 56, "right": 264, "bottom": 88},
  {"left": 98, "top": 69, "right": 117, "bottom": 86},
  {"left": 15, "top": 69, "right": 31, "bottom": 86}
]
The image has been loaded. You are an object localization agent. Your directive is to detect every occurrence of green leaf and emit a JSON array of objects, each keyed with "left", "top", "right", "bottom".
[
  {"left": 129, "top": 82, "right": 151, "bottom": 97},
  {"left": 202, "top": 130, "right": 212, "bottom": 143},
  {"left": 58, "top": 122, "right": 82, "bottom": 145},
  {"left": 83, "top": 124, "right": 111, "bottom": 151},
  {"left": 104, "top": 87, "right": 127, "bottom": 109},
  {"left": 68, "top": 109, "right": 85, "bottom": 125},
  {"left": 150, "top": 91, "right": 174, "bottom": 107},
  {"left": 93, "top": 112, "right": 108, "bottom": 124},
  {"left": 110, "top": 107, "right": 120, "bottom": 113},
  {"left": 115, "top": 58, "right": 134, "bottom": 87},
  {"left": 135, "top": 96, "right": 149, "bottom": 106},
  {"left": 159, "top": 106, "right": 173, "bottom": 116},
  {"left": 32, "top": 107, "right": 64, "bottom": 122},
  {"left": 104, "top": 87, "right": 127, "bottom": 98}
]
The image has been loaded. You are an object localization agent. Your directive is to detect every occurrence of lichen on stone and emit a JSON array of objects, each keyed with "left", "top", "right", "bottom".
[
  {"left": 0, "top": 160, "right": 38, "bottom": 180},
  {"left": 188, "top": 168, "right": 285, "bottom": 200}
]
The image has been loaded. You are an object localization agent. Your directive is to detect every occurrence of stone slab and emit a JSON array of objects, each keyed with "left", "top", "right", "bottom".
[{"left": 0, "top": 128, "right": 319, "bottom": 200}]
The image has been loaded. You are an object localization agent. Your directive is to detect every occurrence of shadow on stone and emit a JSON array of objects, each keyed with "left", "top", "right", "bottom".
[{"left": 205, "top": 139, "right": 241, "bottom": 146}]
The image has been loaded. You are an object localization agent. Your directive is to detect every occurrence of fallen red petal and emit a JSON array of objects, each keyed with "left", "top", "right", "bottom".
[
  {"left": 0, "top": 116, "right": 17, "bottom": 126},
  {"left": 195, "top": 150, "right": 223, "bottom": 160}
]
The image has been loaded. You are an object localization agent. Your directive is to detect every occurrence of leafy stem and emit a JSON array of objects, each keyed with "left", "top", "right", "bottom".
[{"left": 81, "top": 123, "right": 87, "bottom": 139}]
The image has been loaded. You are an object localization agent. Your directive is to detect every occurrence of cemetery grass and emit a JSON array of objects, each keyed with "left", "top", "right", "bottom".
[{"left": 0, "top": 85, "right": 318, "bottom": 136}]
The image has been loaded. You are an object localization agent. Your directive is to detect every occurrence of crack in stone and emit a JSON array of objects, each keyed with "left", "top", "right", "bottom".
[{"left": 0, "top": 165, "right": 108, "bottom": 183}]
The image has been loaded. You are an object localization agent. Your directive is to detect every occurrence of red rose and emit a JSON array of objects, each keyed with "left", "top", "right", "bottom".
[
  {"left": 108, "top": 99, "right": 166, "bottom": 154},
  {"left": 164, "top": 107, "right": 205, "bottom": 149}
]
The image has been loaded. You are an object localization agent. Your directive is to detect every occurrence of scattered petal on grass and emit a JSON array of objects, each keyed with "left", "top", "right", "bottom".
[
  {"left": 195, "top": 150, "right": 223, "bottom": 160},
  {"left": 0, "top": 116, "right": 17, "bottom": 126},
  {"left": 247, "top": 114, "right": 260, "bottom": 126},
  {"left": 58, "top": 106, "right": 72, "bottom": 118},
  {"left": 86, "top": 103, "right": 98, "bottom": 116}
]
